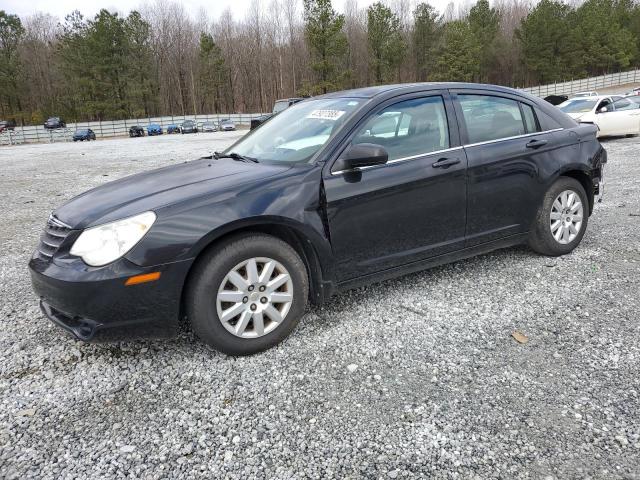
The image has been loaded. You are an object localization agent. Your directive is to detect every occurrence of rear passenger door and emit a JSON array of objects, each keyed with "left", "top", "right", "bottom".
[{"left": 451, "top": 90, "right": 562, "bottom": 246}]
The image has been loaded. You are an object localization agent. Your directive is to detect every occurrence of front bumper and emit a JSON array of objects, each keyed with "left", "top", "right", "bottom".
[{"left": 29, "top": 254, "right": 192, "bottom": 342}]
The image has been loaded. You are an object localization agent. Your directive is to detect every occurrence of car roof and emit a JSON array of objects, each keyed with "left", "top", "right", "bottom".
[{"left": 314, "top": 82, "right": 531, "bottom": 99}]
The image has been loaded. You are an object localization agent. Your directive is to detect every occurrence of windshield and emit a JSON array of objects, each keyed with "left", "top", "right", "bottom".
[
  {"left": 75, "top": 129, "right": 89, "bottom": 134},
  {"left": 227, "top": 98, "right": 362, "bottom": 164},
  {"left": 183, "top": 121, "right": 194, "bottom": 126},
  {"left": 558, "top": 99, "right": 598, "bottom": 114}
]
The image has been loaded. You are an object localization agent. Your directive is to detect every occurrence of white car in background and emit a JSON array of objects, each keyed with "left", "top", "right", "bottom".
[
  {"left": 558, "top": 95, "right": 640, "bottom": 137},
  {"left": 572, "top": 91, "right": 599, "bottom": 97}
]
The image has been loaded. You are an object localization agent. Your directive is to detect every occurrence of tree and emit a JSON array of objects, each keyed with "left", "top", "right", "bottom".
[
  {"left": 0, "top": 10, "right": 25, "bottom": 117},
  {"left": 413, "top": 3, "right": 439, "bottom": 81},
  {"left": 367, "top": 2, "right": 406, "bottom": 84},
  {"left": 198, "top": 33, "right": 227, "bottom": 113},
  {"left": 468, "top": 0, "right": 499, "bottom": 82},
  {"left": 432, "top": 20, "right": 481, "bottom": 81},
  {"left": 515, "top": 0, "right": 577, "bottom": 84},
  {"left": 303, "top": 0, "right": 348, "bottom": 94},
  {"left": 125, "top": 11, "right": 157, "bottom": 117},
  {"left": 573, "top": 0, "right": 637, "bottom": 76}
]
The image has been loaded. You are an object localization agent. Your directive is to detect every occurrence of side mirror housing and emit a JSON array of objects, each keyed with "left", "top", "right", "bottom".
[
  {"left": 598, "top": 106, "right": 608, "bottom": 113},
  {"left": 333, "top": 143, "right": 389, "bottom": 173}
]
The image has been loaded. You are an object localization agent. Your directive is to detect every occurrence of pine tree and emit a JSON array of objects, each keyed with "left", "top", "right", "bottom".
[
  {"left": 515, "top": 0, "right": 576, "bottom": 84},
  {"left": 413, "top": 3, "right": 439, "bottom": 82},
  {"left": 199, "top": 33, "right": 227, "bottom": 113},
  {"left": 367, "top": 2, "right": 406, "bottom": 84},
  {"left": 468, "top": 0, "right": 499, "bottom": 82},
  {"left": 432, "top": 20, "right": 481, "bottom": 82},
  {"left": 0, "top": 10, "right": 25, "bottom": 117},
  {"left": 303, "top": 0, "right": 348, "bottom": 94}
]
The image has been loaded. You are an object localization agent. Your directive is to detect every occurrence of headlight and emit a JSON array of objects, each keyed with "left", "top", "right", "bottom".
[{"left": 70, "top": 211, "right": 156, "bottom": 266}]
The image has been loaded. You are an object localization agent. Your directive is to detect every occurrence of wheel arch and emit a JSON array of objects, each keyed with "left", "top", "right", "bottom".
[
  {"left": 556, "top": 168, "right": 594, "bottom": 215},
  {"left": 179, "top": 218, "right": 333, "bottom": 328}
]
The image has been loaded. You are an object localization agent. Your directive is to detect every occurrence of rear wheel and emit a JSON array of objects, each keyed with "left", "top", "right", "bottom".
[
  {"left": 529, "top": 177, "right": 589, "bottom": 256},
  {"left": 186, "top": 234, "right": 308, "bottom": 355}
]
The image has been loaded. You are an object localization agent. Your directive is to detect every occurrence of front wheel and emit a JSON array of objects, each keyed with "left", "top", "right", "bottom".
[
  {"left": 186, "top": 234, "right": 309, "bottom": 355},
  {"left": 529, "top": 177, "right": 589, "bottom": 256}
]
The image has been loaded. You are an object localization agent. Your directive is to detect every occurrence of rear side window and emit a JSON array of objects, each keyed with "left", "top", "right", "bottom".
[
  {"left": 458, "top": 94, "right": 526, "bottom": 143},
  {"left": 352, "top": 96, "right": 450, "bottom": 161},
  {"left": 521, "top": 104, "right": 539, "bottom": 133}
]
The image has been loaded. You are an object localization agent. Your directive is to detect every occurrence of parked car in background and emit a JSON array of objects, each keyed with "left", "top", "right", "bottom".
[
  {"left": 625, "top": 87, "right": 640, "bottom": 96},
  {"left": 0, "top": 119, "right": 17, "bottom": 133},
  {"left": 181, "top": 120, "right": 197, "bottom": 134},
  {"left": 147, "top": 124, "right": 163, "bottom": 136},
  {"left": 543, "top": 94, "right": 568, "bottom": 106},
  {"left": 202, "top": 121, "right": 217, "bottom": 132},
  {"left": 219, "top": 118, "right": 236, "bottom": 131},
  {"left": 30, "top": 83, "right": 605, "bottom": 355},
  {"left": 129, "top": 125, "right": 145, "bottom": 137},
  {"left": 250, "top": 97, "right": 305, "bottom": 130},
  {"left": 72, "top": 129, "right": 96, "bottom": 141},
  {"left": 557, "top": 94, "right": 639, "bottom": 136},
  {"left": 167, "top": 124, "right": 180, "bottom": 134},
  {"left": 572, "top": 91, "right": 598, "bottom": 97},
  {"left": 44, "top": 117, "right": 66, "bottom": 129}
]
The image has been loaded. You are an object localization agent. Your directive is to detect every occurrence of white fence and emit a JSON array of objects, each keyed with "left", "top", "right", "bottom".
[
  {"left": 4, "top": 68, "right": 640, "bottom": 146},
  {"left": 0, "top": 112, "right": 266, "bottom": 146},
  {"left": 520, "top": 69, "right": 640, "bottom": 97}
]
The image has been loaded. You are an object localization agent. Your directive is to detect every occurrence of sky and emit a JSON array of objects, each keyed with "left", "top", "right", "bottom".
[{"left": 1, "top": 0, "right": 453, "bottom": 21}]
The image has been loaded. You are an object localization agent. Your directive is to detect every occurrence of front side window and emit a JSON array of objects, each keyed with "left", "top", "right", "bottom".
[
  {"left": 458, "top": 95, "right": 526, "bottom": 143},
  {"left": 228, "top": 98, "right": 363, "bottom": 164},
  {"left": 351, "top": 96, "right": 450, "bottom": 161},
  {"left": 612, "top": 98, "right": 638, "bottom": 111}
]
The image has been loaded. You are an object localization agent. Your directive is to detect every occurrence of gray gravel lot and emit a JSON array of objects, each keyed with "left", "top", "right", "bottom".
[{"left": 1, "top": 132, "right": 639, "bottom": 479}]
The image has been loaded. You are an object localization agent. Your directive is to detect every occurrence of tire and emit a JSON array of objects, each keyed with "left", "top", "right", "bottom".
[
  {"left": 186, "top": 234, "right": 309, "bottom": 355},
  {"left": 528, "top": 177, "right": 589, "bottom": 256}
]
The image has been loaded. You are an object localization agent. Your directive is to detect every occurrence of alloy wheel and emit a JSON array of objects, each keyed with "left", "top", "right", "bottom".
[
  {"left": 550, "top": 189, "right": 584, "bottom": 244},
  {"left": 216, "top": 257, "right": 293, "bottom": 338}
]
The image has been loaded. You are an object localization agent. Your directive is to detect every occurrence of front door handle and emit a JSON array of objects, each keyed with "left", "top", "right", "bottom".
[
  {"left": 432, "top": 157, "right": 461, "bottom": 169},
  {"left": 526, "top": 139, "right": 548, "bottom": 149}
]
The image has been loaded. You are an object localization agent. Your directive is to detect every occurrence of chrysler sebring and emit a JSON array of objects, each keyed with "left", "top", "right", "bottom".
[{"left": 29, "top": 83, "right": 606, "bottom": 355}]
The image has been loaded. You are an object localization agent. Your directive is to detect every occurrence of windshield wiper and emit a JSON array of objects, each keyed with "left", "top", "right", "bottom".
[{"left": 213, "top": 151, "right": 259, "bottom": 163}]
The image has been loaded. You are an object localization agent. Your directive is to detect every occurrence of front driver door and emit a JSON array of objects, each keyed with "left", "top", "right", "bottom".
[{"left": 323, "top": 92, "right": 467, "bottom": 282}]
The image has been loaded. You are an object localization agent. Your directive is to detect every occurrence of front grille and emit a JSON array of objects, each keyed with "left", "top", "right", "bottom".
[{"left": 38, "top": 215, "right": 72, "bottom": 260}]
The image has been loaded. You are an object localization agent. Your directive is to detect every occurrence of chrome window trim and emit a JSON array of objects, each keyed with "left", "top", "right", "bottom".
[
  {"left": 331, "top": 128, "right": 564, "bottom": 176},
  {"left": 463, "top": 128, "right": 563, "bottom": 148}
]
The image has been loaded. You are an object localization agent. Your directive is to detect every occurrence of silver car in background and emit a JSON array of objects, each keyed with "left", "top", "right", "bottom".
[{"left": 219, "top": 119, "right": 236, "bottom": 131}]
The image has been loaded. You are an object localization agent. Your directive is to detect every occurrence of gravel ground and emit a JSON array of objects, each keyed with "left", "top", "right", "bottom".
[{"left": 1, "top": 132, "right": 639, "bottom": 479}]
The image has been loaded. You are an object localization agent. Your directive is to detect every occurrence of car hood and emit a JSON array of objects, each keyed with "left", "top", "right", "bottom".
[
  {"left": 565, "top": 112, "right": 587, "bottom": 120},
  {"left": 54, "top": 158, "right": 292, "bottom": 229}
]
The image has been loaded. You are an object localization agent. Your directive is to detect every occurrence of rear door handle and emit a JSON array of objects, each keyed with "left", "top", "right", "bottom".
[
  {"left": 432, "top": 157, "right": 461, "bottom": 168},
  {"left": 526, "top": 139, "right": 548, "bottom": 149}
]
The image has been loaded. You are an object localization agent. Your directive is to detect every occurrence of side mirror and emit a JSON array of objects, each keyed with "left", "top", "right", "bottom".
[
  {"left": 598, "top": 106, "right": 608, "bottom": 113},
  {"left": 333, "top": 143, "right": 388, "bottom": 173}
]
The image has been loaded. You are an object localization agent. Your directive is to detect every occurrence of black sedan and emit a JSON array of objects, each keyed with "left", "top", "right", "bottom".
[
  {"left": 72, "top": 129, "right": 96, "bottom": 141},
  {"left": 181, "top": 120, "right": 197, "bottom": 134},
  {"left": 0, "top": 119, "right": 16, "bottom": 133},
  {"left": 129, "top": 125, "right": 145, "bottom": 137},
  {"left": 29, "top": 83, "right": 605, "bottom": 355},
  {"left": 44, "top": 117, "right": 66, "bottom": 129}
]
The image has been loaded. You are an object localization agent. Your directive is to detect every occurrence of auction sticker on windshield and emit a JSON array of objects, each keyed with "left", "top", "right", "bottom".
[{"left": 307, "top": 109, "right": 346, "bottom": 121}]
